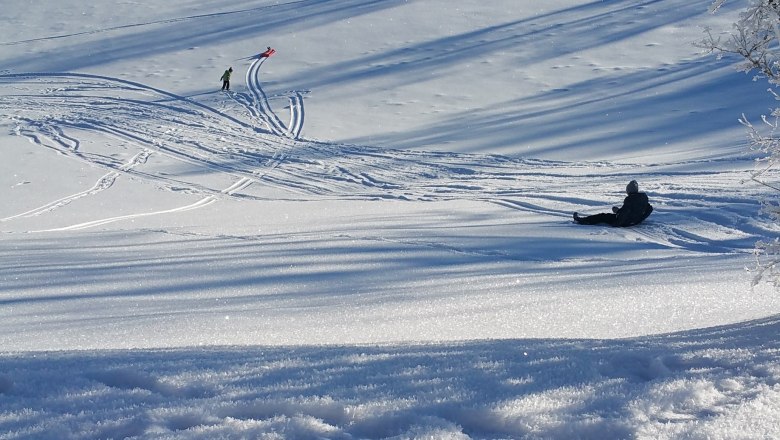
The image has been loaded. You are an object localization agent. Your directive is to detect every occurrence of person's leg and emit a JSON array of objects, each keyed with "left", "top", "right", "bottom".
[{"left": 574, "top": 212, "right": 617, "bottom": 225}]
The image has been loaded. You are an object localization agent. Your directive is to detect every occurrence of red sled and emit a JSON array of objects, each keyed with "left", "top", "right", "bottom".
[{"left": 260, "top": 48, "right": 276, "bottom": 58}]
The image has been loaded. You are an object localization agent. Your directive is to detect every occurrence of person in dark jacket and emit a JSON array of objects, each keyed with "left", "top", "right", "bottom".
[
  {"left": 220, "top": 67, "right": 233, "bottom": 91},
  {"left": 573, "top": 180, "right": 653, "bottom": 226}
]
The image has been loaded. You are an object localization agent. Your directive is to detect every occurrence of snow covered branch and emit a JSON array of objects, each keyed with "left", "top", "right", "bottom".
[
  {"left": 700, "top": 1, "right": 780, "bottom": 84},
  {"left": 706, "top": 0, "right": 780, "bottom": 286}
]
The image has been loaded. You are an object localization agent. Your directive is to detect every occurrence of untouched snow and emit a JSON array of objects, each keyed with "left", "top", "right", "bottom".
[{"left": 2, "top": 0, "right": 780, "bottom": 438}]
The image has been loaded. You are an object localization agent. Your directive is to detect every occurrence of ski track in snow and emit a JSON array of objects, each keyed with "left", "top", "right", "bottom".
[
  {"left": 1, "top": 149, "right": 151, "bottom": 222},
  {"left": 0, "top": 70, "right": 769, "bottom": 256},
  {"left": 287, "top": 91, "right": 305, "bottom": 139},
  {"left": 34, "top": 196, "right": 218, "bottom": 232},
  {"left": 228, "top": 56, "right": 305, "bottom": 139},
  {"left": 232, "top": 56, "right": 288, "bottom": 137}
]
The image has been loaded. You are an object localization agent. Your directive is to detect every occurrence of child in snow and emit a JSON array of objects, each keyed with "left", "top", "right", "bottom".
[
  {"left": 573, "top": 180, "right": 653, "bottom": 227},
  {"left": 220, "top": 67, "right": 233, "bottom": 91}
]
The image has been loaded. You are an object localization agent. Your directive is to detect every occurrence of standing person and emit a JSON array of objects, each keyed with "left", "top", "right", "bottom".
[
  {"left": 220, "top": 67, "right": 233, "bottom": 91},
  {"left": 573, "top": 180, "right": 653, "bottom": 227}
]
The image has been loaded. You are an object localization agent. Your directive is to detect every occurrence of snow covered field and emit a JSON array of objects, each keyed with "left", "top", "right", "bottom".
[{"left": 2, "top": 1, "right": 780, "bottom": 438}]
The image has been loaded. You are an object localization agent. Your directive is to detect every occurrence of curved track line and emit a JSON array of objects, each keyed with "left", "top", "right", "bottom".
[
  {"left": 1, "top": 149, "right": 151, "bottom": 222},
  {"left": 1, "top": 74, "right": 294, "bottom": 199},
  {"left": 1, "top": 172, "right": 119, "bottom": 222},
  {"left": 1, "top": 71, "right": 768, "bottom": 255},
  {"left": 0, "top": 72, "right": 255, "bottom": 131},
  {"left": 227, "top": 91, "right": 273, "bottom": 133},
  {"left": 234, "top": 56, "right": 305, "bottom": 140},
  {"left": 222, "top": 177, "right": 254, "bottom": 195},
  {"left": 245, "top": 57, "right": 287, "bottom": 136},
  {"left": 288, "top": 92, "right": 305, "bottom": 139},
  {"left": 34, "top": 196, "right": 218, "bottom": 232}
]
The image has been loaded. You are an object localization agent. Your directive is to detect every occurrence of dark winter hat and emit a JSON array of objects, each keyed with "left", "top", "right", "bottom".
[{"left": 626, "top": 180, "right": 639, "bottom": 194}]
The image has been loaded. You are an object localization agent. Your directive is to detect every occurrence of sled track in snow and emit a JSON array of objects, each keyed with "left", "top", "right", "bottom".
[
  {"left": 287, "top": 92, "right": 305, "bottom": 139},
  {"left": 0, "top": 72, "right": 595, "bottom": 205},
  {"left": 0, "top": 72, "right": 770, "bottom": 254},
  {"left": 1, "top": 150, "right": 150, "bottom": 222},
  {"left": 233, "top": 57, "right": 288, "bottom": 137},
  {"left": 228, "top": 56, "right": 305, "bottom": 140},
  {"left": 34, "top": 196, "right": 218, "bottom": 233}
]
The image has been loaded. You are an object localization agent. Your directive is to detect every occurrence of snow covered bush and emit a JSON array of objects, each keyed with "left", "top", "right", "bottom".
[{"left": 701, "top": 0, "right": 780, "bottom": 286}]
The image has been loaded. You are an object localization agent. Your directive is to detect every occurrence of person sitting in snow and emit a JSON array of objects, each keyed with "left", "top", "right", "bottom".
[
  {"left": 573, "top": 180, "right": 653, "bottom": 227},
  {"left": 220, "top": 67, "right": 233, "bottom": 91}
]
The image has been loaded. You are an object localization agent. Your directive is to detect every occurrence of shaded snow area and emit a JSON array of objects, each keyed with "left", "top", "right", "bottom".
[
  {"left": 3, "top": 318, "right": 780, "bottom": 439},
  {"left": 2, "top": 0, "right": 780, "bottom": 438}
]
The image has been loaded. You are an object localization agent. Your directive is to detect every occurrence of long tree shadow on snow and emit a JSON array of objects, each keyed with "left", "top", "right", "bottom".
[
  {"left": 0, "top": 0, "right": 409, "bottom": 72},
  {"left": 2, "top": 0, "right": 715, "bottom": 74},
  {"left": 0, "top": 229, "right": 672, "bottom": 307},
  {"left": 2, "top": 0, "right": 761, "bottom": 164},
  {"left": 345, "top": 57, "right": 770, "bottom": 160},
  {"left": 277, "top": 0, "right": 720, "bottom": 92}
]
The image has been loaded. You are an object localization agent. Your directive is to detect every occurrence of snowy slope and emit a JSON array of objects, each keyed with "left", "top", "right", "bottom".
[{"left": 2, "top": 0, "right": 780, "bottom": 438}]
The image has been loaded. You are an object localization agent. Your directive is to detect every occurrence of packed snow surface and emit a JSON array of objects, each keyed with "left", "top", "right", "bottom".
[{"left": 2, "top": 0, "right": 780, "bottom": 438}]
